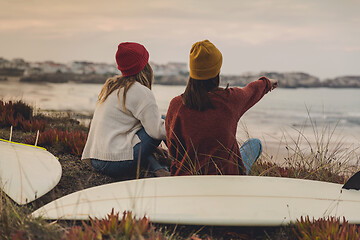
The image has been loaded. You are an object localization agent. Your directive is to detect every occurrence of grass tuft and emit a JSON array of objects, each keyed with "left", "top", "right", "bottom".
[
  {"left": 251, "top": 112, "right": 359, "bottom": 184},
  {"left": 0, "top": 189, "right": 63, "bottom": 240},
  {"left": 294, "top": 216, "right": 360, "bottom": 240}
]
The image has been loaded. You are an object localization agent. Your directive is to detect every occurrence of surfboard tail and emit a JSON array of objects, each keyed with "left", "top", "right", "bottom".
[{"left": 342, "top": 171, "right": 360, "bottom": 190}]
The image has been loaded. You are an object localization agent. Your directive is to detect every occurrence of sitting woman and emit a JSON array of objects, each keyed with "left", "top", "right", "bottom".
[
  {"left": 165, "top": 40, "right": 278, "bottom": 176},
  {"left": 82, "top": 42, "right": 170, "bottom": 178}
]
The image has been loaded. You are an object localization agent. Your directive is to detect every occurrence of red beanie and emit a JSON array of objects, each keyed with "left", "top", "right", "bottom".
[{"left": 115, "top": 42, "right": 149, "bottom": 77}]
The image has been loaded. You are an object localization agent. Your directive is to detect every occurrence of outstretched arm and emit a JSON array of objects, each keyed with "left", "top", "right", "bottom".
[{"left": 232, "top": 76, "right": 278, "bottom": 118}]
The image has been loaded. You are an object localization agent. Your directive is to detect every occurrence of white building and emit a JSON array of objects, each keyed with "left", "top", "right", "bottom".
[
  {"left": 30, "top": 61, "right": 70, "bottom": 74},
  {"left": 70, "top": 61, "right": 117, "bottom": 75},
  {"left": 150, "top": 62, "right": 188, "bottom": 76},
  {"left": 0, "top": 58, "right": 29, "bottom": 70},
  {"left": 91, "top": 63, "right": 118, "bottom": 75}
]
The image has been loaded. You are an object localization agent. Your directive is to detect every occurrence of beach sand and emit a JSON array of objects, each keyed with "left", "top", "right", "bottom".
[{"left": 237, "top": 121, "right": 360, "bottom": 165}]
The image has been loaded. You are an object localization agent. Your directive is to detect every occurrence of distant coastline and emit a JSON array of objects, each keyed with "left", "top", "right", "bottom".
[
  {"left": 156, "top": 72, "right": 360, "bottom": 88},
  {"left": 2, "top": 71, "right": 360, "bottom": 88},
  {"left": 1, "top": 57, "right": 360, "bottom": 88}
]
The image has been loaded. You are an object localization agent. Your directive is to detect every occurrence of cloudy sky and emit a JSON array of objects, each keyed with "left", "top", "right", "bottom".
[{"left": 1, "top": 0, "right": 359, "bottom": 78}]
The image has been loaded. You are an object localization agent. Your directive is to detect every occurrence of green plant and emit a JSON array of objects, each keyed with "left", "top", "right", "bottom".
[{"left": 294, "top": 216, "right": 360, "bottom": 239}]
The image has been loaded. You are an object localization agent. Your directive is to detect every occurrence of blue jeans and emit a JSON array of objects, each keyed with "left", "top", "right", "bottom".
[
  {"left": 91, "top": 128, "right": 165, "bottom": 178},
  {"left": 240, "top": 138, "right": 262, "bottom": 175}
]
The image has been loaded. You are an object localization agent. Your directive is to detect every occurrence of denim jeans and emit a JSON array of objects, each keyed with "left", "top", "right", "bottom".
[
  {"left": 240, "top": 138, "right": 262, "bottom": 175},
  {"left": 91, "top": 128, "right": 165, "bottom": 178}
]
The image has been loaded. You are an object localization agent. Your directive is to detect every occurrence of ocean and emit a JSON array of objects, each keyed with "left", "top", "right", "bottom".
[{"left": 1, "top": 81, "right": 359, "bottom": 160}]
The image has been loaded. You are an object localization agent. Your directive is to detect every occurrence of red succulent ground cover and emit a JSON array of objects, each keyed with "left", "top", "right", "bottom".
[{"left": 25, "top": 128, "right": 87, "bottom": 156}]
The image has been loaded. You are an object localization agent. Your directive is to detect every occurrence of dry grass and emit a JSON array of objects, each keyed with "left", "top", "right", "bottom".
[
  {"left": 250, "top": 111, "right": 360, "bottom": 184},
  {"left": 0, "top": 189, "right": 64, "bottom": 240}
]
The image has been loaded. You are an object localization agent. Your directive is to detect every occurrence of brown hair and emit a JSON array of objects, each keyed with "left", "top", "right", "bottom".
[
  {"left": 98, "top": 63, "right": 153, "bottom": 111},
  {"left": 182, "top": 74, "right": 220, "bottom": 111}
]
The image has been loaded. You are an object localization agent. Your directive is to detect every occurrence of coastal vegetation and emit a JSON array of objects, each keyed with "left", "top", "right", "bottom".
[{"left": 0, "top": 100, "right": 359, "bottom": 239}]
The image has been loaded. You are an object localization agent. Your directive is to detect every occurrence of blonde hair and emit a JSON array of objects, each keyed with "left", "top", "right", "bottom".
[{"left": 98, "top": 63, "right": 153, "bottom": 111}]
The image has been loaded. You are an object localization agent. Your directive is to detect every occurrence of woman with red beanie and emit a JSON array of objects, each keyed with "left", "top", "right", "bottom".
[
  {"left": 82, "top": 42, "right": 170, "bottom": 178},
  {"left": 166, "top": 40, "right": 278, "bottom": 176}
]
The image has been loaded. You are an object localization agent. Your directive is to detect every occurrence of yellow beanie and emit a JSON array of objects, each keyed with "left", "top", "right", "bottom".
[{"left": 189, "top": 40, "right": 223, "bottom": 80}]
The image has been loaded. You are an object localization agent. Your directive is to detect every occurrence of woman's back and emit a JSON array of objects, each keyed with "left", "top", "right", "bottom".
[{"left": 166, "top": 88, "right": 244, "bottom": 176}]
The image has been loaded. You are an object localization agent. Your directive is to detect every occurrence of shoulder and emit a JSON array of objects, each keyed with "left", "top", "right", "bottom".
[
  {"left": 212, "top": 87, "right": 243, "bottom": 98},
  {"left": 166, "top": 95, "right": 183, "bottom": 126},
  {"left": 127, "top": 82, "right": 155, "bottom": 102},
  {"left": 210, "top": 87, "right": 246, "bottom": 105},
  {"left": 213, "top": 87, "right": 242, "bottom": 93},
  {"left": 171, "top": 95, "right": 182, "bottom": 102},
  {"left": 169, "top": 95, "right": 182, "bottom": 107},
  {"left": 129, "top": 82, "right": 153, "bottom": 96},
  {"left": 226, "top": 86, "right": 242, "bottom": 92},
  {"left": 123, "top": 82, "right": 156, "bottom": 111},
  {"left": 167, "top": 95, "right": 183, "bottom": 113}
]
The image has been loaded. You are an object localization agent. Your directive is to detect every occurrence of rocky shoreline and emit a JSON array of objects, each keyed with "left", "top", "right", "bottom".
[
  {"left": 1, "top": 70, "right": 360, "bottom": 88},
  {"left": 143, "top": 71, "right": 360, "bottom": 88}
]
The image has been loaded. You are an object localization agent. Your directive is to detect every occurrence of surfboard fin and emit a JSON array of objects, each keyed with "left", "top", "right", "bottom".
[{"left": 342, "top": 171, "right": 360, "bottom": 190}]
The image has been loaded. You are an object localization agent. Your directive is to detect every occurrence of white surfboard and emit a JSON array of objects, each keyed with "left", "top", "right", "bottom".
[
  {"left": 32, "top": 175, "right": 360, "bottom": 226},
  {"left": 0, "top": 139, "right": 62, "bottom": 205}
]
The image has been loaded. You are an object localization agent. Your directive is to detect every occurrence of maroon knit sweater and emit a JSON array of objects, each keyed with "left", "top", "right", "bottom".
[{"left": 165, "top": 77, "right": 272, "bottom": 176}]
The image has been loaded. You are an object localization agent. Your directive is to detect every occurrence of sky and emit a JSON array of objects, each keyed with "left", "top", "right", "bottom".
[{"left": 1, "top": 0, "right": 359, "bottom": 79}]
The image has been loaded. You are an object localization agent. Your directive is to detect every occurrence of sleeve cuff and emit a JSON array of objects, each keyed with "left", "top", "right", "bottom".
[{"left": 258, "top": 76, "right": 272, "bottom": 93}]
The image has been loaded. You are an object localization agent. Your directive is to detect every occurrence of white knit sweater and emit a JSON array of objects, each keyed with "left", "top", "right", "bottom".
[{"left": 81, "top": 82, "right": 166, "bottom": 161}]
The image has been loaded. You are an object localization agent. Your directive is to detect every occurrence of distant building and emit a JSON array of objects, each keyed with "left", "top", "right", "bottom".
[
  {"left": 0, "top": 57, "right": 10, "bottom": 68},
  {"left": 0, "top": 57, "right": 187, "bottom": 78},
  {"left": 29, "top": 61, "right": 70, "bottom": 74},
  {"left": 23, "top": 67, "right": 42, "bottom": 76},
  {"left": 71, "top": 61, "right": 94, "bottom": 75},
  {"left": 11, "top": 58, "right": 29, "bottom": 69},
  {"left": 90, "top": 62, "right": 118, "bottom": 75},
  {"left": 0, "top": 58, "right": 29, "bottom": 70},
  {"left": 70, "top": 61, "right": 117, "bottom": 75},
  {"left": 150, "top": 62, "right": 188, "bottom": 76},
  {"left": 0, "top": 58, "right": 27, "bottom": 79}
]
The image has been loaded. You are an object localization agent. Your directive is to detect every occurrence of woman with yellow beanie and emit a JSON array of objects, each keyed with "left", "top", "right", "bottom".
[{"left": 165, "top": 40, "right": 278, "bottom": 176}]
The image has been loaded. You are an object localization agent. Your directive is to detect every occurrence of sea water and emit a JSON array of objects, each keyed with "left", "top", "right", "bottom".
[{"left": 1, "top": 81, "right": 359, "bottom": 160}]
